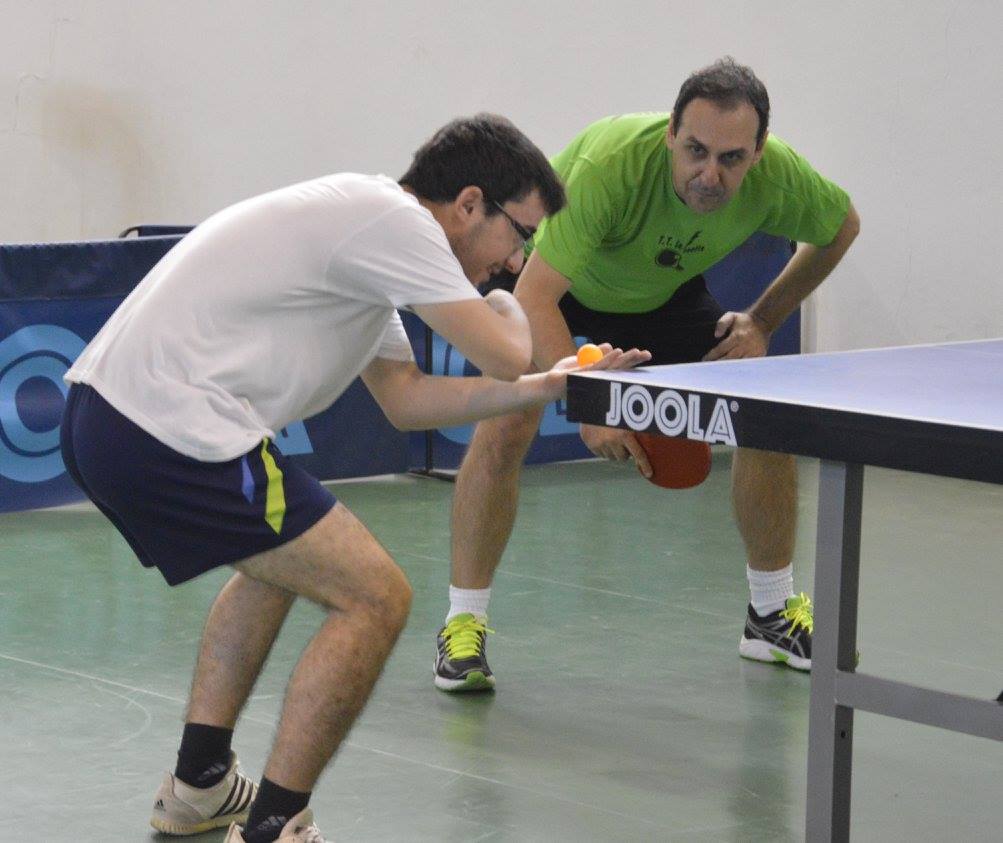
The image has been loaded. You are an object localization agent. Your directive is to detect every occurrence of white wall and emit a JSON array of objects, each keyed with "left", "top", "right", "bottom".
[{"left": 3, "top": 0, "right": 1001, "bottom": 351}]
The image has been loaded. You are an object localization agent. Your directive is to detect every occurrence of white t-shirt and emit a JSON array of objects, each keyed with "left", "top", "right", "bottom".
[{"left": 66, "top": 174, "right": 481, "bottom": 461}]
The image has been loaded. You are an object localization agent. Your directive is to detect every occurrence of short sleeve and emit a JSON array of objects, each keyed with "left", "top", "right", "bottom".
[
  {"left": 757, "top": 139, "right": 851, "bottom": 246},
  {"left": 374, "top": 311, "right": 416, "bottom": 361},
  {"left": 533, "top": 158, "right": 618, "bottom": 280}
]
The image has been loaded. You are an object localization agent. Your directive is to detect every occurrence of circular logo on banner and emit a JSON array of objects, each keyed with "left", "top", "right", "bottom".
[{"left": 0, "top": 325, "right": 86, "bottom": 483}]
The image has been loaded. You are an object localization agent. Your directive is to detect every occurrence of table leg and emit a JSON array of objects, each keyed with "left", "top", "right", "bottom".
[{"left": 806, "top": 460, "right": 863, "bottom": 842}]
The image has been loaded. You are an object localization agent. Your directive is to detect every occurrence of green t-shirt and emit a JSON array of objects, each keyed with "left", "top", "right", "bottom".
[{"left": 534, "top": 113, "right": 850, "bottom": 313}]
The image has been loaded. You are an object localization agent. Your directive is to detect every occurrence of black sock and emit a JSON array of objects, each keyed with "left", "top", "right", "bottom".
[
  {"left": 174, "top": 722, "right": 234, "bottom": 788},
  {"left": 242, "top": 777, "right": 311, "bottom": 843}
]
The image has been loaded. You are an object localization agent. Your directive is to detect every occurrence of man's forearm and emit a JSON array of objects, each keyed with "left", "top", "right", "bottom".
[
  {"left": 749, "top": 203, "right": 860, "bottom": 333},
  {"left": 395, "top": 372, "right": 557, "bottom": 429},
  {"left": 513, "top": 251, "right": 577, "bottom": 372},
  {"left": 528, "top": 304, "right": 578, "bottom": 371},
  {"left": 748, "top": 243, "right": 836, "bottom": 333},
  {"left": 362, "top": 357, "right": 560, "bottom": 430}
]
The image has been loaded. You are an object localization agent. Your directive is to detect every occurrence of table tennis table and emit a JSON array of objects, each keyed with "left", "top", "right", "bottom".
[{"left": 566, "top": 338, "right": 1003, "bottom": 842}]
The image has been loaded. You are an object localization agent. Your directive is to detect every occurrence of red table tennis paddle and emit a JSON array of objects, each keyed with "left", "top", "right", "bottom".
[{"left": 634, "top": 432, "right": 712, "bottom": 489}]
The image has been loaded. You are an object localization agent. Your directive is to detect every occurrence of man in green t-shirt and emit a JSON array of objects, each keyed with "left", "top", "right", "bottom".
[{"left": 434, "top": 58, "right": 860, "bottom": 691}]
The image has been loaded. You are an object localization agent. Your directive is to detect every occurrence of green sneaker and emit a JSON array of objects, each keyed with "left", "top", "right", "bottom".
[
  {"left": 739, "top": 592, "right": 813, "bottom": 671},
  {"left": 434, "top": 613, "right": 495, "bottom": 692}
]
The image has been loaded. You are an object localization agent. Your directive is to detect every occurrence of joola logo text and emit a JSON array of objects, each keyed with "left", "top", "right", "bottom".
[{"left": 604, "top": 383, "right": 737, "bottom": 446}]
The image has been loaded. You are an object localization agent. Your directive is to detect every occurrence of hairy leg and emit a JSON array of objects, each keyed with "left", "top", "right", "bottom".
[
  {"left": 225, "top": 502, "right": 412, "bottom": 792},
  {"left": 450, "top": 407, "right": 544, "bottom": 589},
  {"left": 731, "top": 448, "right": 798, "bottom": 572},
  {"left": 185, "top": 573, "right": 295, "bottom": 728}
]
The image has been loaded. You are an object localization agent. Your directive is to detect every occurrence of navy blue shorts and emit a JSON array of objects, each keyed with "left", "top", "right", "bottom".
[{"left": 60, "top": 383, "right": 337, "bottom": 586}]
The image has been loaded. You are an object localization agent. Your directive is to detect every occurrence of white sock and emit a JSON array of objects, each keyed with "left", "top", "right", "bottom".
[
  {"left": 747, "top": 564, "right": 794, "bottom": 616},
  {"left": 446, "top": 585, "right": 491, "bottom": 622}
]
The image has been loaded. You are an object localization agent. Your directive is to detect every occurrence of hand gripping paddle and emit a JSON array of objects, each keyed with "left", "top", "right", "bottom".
[
  {"left": 634, "top": 432, "right": 712, "bottom": 489},
  {"left": 574, "top": 344, "right": 710, "bottom": 488}
]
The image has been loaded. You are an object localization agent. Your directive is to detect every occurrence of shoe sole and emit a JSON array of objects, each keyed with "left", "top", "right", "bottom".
[
  {"left": 150, "top": 813, "right": 247, "bottom": 836},
  {"left": 434, "top": 670, "right": 496, "bottom": 692},
  {"left": 739, "top": 637, "right": 811, "bottom": 671}
]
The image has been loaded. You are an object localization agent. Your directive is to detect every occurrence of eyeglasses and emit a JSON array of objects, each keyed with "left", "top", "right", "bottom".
[{"left": 489, "top": 199, "right": 534, "bottom": 245}]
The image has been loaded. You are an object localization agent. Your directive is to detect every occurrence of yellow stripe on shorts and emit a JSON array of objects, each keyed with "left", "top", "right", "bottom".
[{"left": 260, "top": 439, "right": 286, "bottom": 534}]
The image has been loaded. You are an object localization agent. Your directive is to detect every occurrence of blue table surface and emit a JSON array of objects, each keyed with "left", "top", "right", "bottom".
[{"left": 572, "top": 339, "right": 1003, "bottom": 433}]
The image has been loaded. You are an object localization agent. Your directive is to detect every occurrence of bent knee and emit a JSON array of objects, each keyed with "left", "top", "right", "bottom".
[
  {"left": 338, "top": 557, "right": 412, "bottom": 625},
  {"left": 470, "top": 407, "right": 543, "bottom": 466},
  {"left": 380, "top": 563, "right": 413, "bottom": 622}
]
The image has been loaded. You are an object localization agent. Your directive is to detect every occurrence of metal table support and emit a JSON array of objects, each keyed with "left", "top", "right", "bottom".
[{"left": 805, "top": 460, "right": 1003, "bottom": 840}]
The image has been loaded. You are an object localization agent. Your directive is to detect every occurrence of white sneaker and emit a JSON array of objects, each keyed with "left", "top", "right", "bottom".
[
  {"left": 224, "top": 807, "right": 330, "bottom": 842},
  {"left": 150, "top": 751, "right": 257, "bottom": 835}
]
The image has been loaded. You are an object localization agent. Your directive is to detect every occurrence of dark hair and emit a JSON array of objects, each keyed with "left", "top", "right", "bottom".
[
  {"left": 399, "top": 113, "right": 565, "bottom": 217},
  {"left": 672, "top": 57, "right": 770, "bottom": 147}
]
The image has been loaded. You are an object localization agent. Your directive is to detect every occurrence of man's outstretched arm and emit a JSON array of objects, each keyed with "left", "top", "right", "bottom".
[{"left": 360, "top": 345, "right": 650, "bottom": 431}]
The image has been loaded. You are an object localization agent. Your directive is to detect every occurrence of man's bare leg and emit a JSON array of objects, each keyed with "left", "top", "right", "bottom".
[
  {"left": 731, "top": 447, "right": 798, "bottom": 573},
  {"left": 233, "top": 502, "right": 413, "bottom": 791},
  {"left": 185, "top": 574, "right": 296, "bottom": 728},
  {"left": 733, "top": 448, "right": 813, "bottom": 671},
  {"left": 450, "top": 407, "right": 544, "bottom": 589},
  {"left": 433, "top": 408, "right": 543, "bottom": 691},
  {"left": 156, "top": 501, "right": 411, "bottom": 840}
]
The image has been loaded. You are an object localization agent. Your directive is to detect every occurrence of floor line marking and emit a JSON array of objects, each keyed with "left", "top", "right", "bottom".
[{"left": 0, "top": 650, "right": 659, "bottom": 823}]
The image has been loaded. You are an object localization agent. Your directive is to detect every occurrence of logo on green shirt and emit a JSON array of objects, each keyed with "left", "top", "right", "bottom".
[{"left": 656, "top": 231, "right": 704, "bottom": 271}]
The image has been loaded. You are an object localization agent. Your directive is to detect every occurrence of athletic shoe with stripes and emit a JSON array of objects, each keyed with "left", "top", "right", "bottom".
[
  {"left": 150, "top": 751, "right": 257, "bottom": 835},
  {"left": 739, "top": 592, "right": 813, "bottom": 671},
  {"left": 434, "top": 613, "right": 495, "bottom": 691},
  {"left": 224, "top": 807, "right": 329, "bottom": 842}
]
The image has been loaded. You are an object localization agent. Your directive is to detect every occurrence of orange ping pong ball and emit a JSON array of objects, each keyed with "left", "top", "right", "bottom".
[{"left": 576, "top": 343, "right": 604, "bottom": 366}]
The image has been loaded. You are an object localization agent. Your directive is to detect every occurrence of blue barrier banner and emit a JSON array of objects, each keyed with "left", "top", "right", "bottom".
[
  {"left": 0, "top": 301, "right": 119, "bottom": 510},
  {"left": 1, "top": 237, "right": 185, "bottom": 512},
  {"left": 0, "top": 235, "right": 406, "bottom": 513},
  {"left": 0, "top": 236, "right": 186, "bottom": 300}
]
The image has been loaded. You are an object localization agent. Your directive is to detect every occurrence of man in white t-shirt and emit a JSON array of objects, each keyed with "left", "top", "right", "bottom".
[{"left": 60, "top": 114, "right": 648, "bottom": 843}]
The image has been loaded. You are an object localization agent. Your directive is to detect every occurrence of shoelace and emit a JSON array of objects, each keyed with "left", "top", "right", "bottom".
[
  {"left": 781, "top": 592, "right": 814, "bottom": 635},
  {"left": 442, "top": 616, "right": 493, "bottom": 660}
]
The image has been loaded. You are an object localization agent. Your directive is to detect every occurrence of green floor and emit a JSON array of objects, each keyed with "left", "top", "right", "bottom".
[{"left": 1, "top": 456, "right": 1000, "bottom": 841}]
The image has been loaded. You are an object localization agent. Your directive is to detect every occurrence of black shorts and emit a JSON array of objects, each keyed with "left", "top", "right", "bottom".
[
  {"left": 60, "top": 383, "right": 337, "bottom": 586},
  {"left": 485, "top": 271, "right": 724, "bottom": 365}
]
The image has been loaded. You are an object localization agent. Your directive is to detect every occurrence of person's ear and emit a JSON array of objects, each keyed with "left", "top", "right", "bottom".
[
  {"left": 453, "top": 185, "right": 484, "bottom": 228},
  {"left": 666, "top": 115, "right": 677, "bottom": 144}
]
